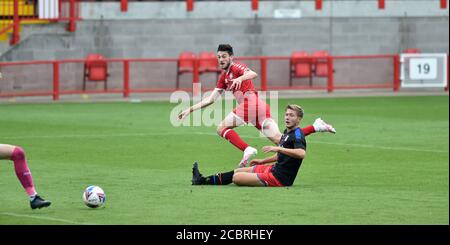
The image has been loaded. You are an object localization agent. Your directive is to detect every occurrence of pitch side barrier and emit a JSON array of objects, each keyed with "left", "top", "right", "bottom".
[
  {"left": 101, "top": 0, "right": 449, "bottom": 13},
  {"left": 1, "top": 54, "right": 447, "bottom": 101}
]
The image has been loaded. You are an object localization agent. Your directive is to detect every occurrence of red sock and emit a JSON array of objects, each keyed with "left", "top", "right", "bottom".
[
  {"left": 10, "top": 147, "right": 36, "bottom": 196},
  {"left": 220, "top": 129, "right": 249, "bottom": 151},
  {"left": 301, "top": 125, "right": 316, "bottom": 136}
]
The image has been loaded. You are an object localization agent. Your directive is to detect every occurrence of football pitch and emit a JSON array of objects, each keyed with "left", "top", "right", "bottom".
[{"left": 0, "top": 95, "right": 448, "bottom": 224}]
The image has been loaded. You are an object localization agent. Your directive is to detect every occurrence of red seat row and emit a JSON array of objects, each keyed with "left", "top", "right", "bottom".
[
  {"left": 289, "top": 50, "right": 330, "bottom": 87},
  {"left": 82, "top": 48, "right": 422, "bottom": 91},
  {"left": 177, "top": 51, "right": 221, "bottom": 88}
]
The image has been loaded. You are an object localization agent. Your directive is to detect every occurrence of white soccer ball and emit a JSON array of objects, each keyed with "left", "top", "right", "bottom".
[{"left": 82, "top": 185, "right": 106, "bottom": 208}]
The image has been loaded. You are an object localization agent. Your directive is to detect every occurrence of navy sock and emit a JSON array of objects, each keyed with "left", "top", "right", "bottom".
[{"left": 205, "top": 171, "right": 234, "bottom": 185}]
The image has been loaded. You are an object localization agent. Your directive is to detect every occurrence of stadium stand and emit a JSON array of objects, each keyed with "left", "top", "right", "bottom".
[
  {"left": 0, "top": 0, "right": 448, "bottom": 100},
  {"left": 198, "top": 51, "right": 221, "bottom": 81},
  {"left": 83, "top": 53, "right": 109, "bottom": 91},
  {"left": 176, "top": 51, "right": 196, "bottom": 89},
  {"left": 289, "top": 51, "right": 312, "bottom": 87},
  {"left": 312, "top": 50, "right": 330, "bottom": 77}
]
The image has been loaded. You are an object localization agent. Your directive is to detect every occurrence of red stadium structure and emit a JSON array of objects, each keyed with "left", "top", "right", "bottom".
[
  {"left": 2, "top": 53, "right": 446, "bottom": 101},
  {"left": 1, "top": 0, "right": 448, "bottom": 100}
]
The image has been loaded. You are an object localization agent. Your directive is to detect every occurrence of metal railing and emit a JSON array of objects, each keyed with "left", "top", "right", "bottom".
[
  {"left": 0, "top": 0, "right": 80, "bottom": 45},
  {"left": 0, "top": 54, "right": 429, "bottom": 101}
]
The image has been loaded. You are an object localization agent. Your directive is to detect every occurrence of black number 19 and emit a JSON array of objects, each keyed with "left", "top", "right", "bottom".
[{"left": 417, "top": 63, "right": 430, "bottom": 74}]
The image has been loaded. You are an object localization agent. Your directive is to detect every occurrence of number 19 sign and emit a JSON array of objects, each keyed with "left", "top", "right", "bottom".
[{"left": 409, "top": 58, "right": 437, "bottom": 80}]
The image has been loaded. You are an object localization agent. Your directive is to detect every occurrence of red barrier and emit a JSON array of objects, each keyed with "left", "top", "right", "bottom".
[
  {"left": 315, "top": 0, "right": 323, "bottom": 10},
  {"left": 327, "top": 57, "right": 334, "bottom": 93},
  {"left": 393, "top": 55, "right": 400, "bottom": 92},
  {"left": 11, "top": 0, "right": 20, "bottom": 45},
  {"left": 53, "top": 62, "right": 60, "bottom": 101},
  {"left": 123, "top": 60, "right": 130, "bottom": 98},
  {"left": 187, "top": 0, "right": 194, "bottom": 12},
  {"left": 441, "top": 0, "right": 447, "bottom": 9},
  {"left": 252, "top": 0, "right": 259, "bottom": 11},
  {"left": 121, "top": 0, "right": 128, "bottom": 12},
  {"left": 68, "top": 0, "right": 77, "bottom": 32},
  {"left": 0, "top": 55, "right": 405, "bottom": 101},
  {"left": 1, "top": 0, "right": 80, "bottom": 44},
  {"left": 260, "top": 57, "right": 267, "bottom": 91},
  {"left": 446, "top": 54, "right": 449, "bottom": 92},
  {"left": 378, "top": 0, "right": 386, "bottom": 9}
]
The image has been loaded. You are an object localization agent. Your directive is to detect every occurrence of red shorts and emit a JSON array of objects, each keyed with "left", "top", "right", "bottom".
[
  {"left": 252, "top": 164, "right": 284, "bottom": 187},
  {"left": 232, "top": 92, "right": 271, "bottom": 130}
]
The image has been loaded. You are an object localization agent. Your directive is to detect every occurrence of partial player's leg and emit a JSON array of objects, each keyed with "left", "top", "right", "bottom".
[
  {"left": 0, "top": 144, "right": 51, "bottom": 209},
  {"left": 260, "top": 118, "right": 282, "bottom": 145},
  {"left": 192, "top": 161, "right": 235, "bottom": 185},
  {"left": 233, "top": 164, "right": 279, "bottom": 187},
  {"left": 234, "top": 166, "right": 254, "bottom": 173},
  {"left": 260, "top": 117, "right": 336, "bottom": 140},
  {"left": 232, "top": 172, "right": 265, "bottom": 186},
  {"left": 191, "top": 162, "right": 264, "bottom": 186},
  {"left": 301, "top": 118, "right": 336, "bottom": 136},
  {"left": 0, "top": 144, "right": 15, "bottom": 159},
  {"left": 217, "top": 112, "right": 257, "bottom": 168},
  {"left": 313, "top": 118, "right": 336, "bottom": 134},
  {"left": 0, "top": 144, "right": 36, "bottom": 197},
  {"left": 217, "top": 112, "right": 247, "bottom": 150}
]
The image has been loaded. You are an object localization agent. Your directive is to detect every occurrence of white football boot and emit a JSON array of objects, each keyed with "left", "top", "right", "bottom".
[
  {"left": 238, "top": 146, "right": 258, "bottom": 168},
  {"left": 313, "top": 118, "right": 336, "bottom": 134}
]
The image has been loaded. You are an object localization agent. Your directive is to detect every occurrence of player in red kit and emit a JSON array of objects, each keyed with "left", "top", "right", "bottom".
[{"left": 178, "top": 44, "right": 335, "bottom": 167}]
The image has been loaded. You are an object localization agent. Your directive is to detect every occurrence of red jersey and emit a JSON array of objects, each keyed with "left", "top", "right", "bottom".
[{"left": 216, "top": 62, "right": 256, "bottom": 103}]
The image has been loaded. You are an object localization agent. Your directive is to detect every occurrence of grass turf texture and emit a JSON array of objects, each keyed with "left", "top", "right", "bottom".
[{"left": 0, "top": 95, "right": 448, "bottom": 224}]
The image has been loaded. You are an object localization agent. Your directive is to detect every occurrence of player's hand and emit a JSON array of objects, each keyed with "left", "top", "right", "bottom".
[
  {"left": 262, "top": 146, "right": 280, "bottom": 153},
  {"left": 229, "top": 77, "right": 243, "bottom": 90},
  {"left": 250, "top": 159, "right": 264, "bottom": 166},
  {"left": 0, "top": 72, "right": 2, "bottom": 79},
  {"left": 178, "top": 109, "right": 190, "bottom": 121}
]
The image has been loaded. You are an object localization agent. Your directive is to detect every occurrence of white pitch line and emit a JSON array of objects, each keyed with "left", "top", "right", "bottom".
[
  {"left": 2, "top": 131, "right": 448, "bottom": 154},
  {"left": 0, "top": 212, "right": 94, "bottom": 225}
]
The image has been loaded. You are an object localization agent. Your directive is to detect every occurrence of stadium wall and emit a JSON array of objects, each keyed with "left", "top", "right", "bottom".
[
  {"left": 0, "top": 1, "right": 448, "bottom": 97},
  {"left": 0, "top": 0, "right": 448, "bottom": 61},
  {"left": 1, "top": 17, "right": 448, "bottom": 61}
]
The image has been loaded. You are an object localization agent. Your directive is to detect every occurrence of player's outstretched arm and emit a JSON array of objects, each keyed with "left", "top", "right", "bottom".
[
  {"left": 178, "top": 88, "right": 223, "bottom": 120},
  {"left": 263, "top": 146, "right": 306, "bottom": 160},
  {"left": 250, "top": 153, "right": 278, "bottom": 166}
]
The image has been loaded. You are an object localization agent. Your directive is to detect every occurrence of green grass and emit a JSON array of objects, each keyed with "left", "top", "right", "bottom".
[{"left": 0, "top": 95, "right": 448, "bottom": 224}]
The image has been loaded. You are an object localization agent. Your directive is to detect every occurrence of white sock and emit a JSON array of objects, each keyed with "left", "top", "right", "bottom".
[{"left": 29, "top": 194, "right": 37, "bottom": 201}]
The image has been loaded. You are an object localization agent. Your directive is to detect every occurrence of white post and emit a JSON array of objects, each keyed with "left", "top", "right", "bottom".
[{"left": 39, "top": 0, "right": 59, "bottom": 19}]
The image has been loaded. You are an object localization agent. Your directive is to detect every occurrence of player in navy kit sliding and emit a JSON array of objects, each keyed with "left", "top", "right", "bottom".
[{"left": 192, "top": 104, "right": 312, "bottom": 187}]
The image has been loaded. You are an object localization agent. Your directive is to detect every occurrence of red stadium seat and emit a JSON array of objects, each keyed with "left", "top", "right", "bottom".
[
  {"left": 312, "top": 50, "right": 330, "bottom": 77},
  {"left": 198, "top": 51, "right": 221, "bottom": 81},
  {"left": 176, "top": 51, "right": 197, "bottom": 89},
  {"left": 290, "top": 51, "right": 312, "bottom": 86},
  {"left": 403, "top": 48, "right": 421, "bottom": 54},
  {"left": 83, "top": 53, "right": 109, "bottom": 91}
]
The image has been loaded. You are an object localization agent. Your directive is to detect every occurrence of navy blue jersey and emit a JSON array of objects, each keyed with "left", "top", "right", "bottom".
[{"left": 271, "top": 127, "right": 307, "bottom": 186}]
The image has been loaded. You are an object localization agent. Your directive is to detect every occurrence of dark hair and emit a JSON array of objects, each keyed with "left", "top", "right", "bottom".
[{"left": 217, "top": 44, "right": 234, "bottom": 56}]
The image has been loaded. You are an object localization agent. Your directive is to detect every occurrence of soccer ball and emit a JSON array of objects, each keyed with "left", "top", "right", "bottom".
[{"left": 82, "top": 185, "right": 106, "bottom": 208}]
